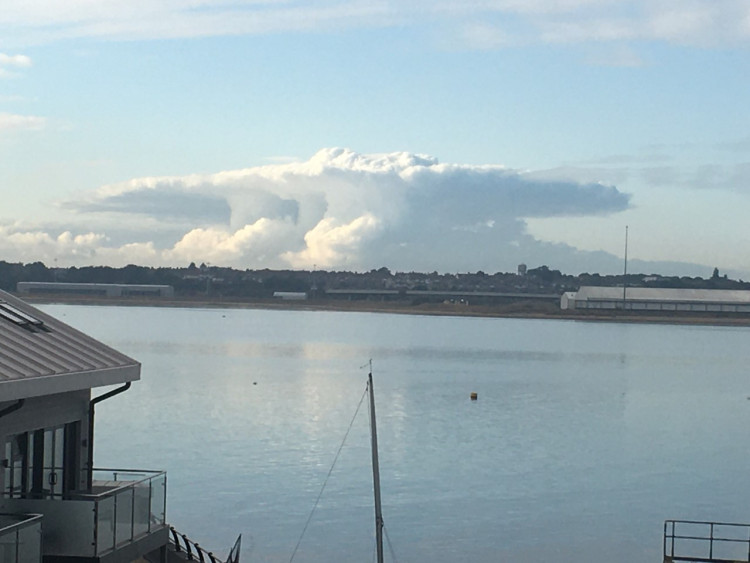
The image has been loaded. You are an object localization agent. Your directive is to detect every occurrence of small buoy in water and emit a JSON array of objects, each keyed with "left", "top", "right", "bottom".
[
  {"left": 253, "top": 382, "right": 258, "bottom": 385},
  {"left": 470, "top": 392, "right": 478, "bottom": 401}
]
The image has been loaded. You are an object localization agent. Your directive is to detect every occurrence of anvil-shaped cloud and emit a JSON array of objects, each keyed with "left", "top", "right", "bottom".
[{"left": 7, "top": 148, "right": 631, "bottom": 272}]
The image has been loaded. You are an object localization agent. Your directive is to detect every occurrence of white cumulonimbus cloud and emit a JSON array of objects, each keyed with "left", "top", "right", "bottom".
[{"left": 1, "top": 148, "right": 631, "bottom": 272}]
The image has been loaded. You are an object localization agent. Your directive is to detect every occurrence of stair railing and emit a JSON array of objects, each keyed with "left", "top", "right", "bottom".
[{"left": 169, "top": 526, "right": 225, "bottom": 563}]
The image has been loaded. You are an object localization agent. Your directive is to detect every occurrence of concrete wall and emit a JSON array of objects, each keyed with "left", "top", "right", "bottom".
[{"left": 560, "top": 292, "right": 576, "bottom": 310}]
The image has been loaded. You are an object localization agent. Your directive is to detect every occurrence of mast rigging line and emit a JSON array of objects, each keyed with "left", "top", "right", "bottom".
[
  {"left": 384, "top": 524, "right": 399, "bottom": 563},
  {"left": 289, "top": 383, "right": 369, "bottom": 563},
  {"left": 370, "top": 523, "right": 399, "bottom": 563}
]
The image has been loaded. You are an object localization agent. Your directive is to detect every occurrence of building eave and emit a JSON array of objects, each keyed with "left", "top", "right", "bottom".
[{"left": 0, "top": 363, "right": 140, "bottom": 402}]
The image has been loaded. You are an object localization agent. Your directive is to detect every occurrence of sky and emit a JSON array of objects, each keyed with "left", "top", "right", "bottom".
[{"left": 1, "top": 1, "right": 749, "bottom": 277}]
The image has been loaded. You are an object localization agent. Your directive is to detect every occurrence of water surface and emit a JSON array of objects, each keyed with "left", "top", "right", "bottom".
[{"left": 41, "top": 305, "right": 750, "bottom": 562}]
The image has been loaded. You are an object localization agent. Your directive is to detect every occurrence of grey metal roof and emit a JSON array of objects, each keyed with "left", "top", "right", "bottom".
[
  {"left": 0, "top": 290, "right": 140, "bottom": 401},
  {"left": 575, "top": 286, "right": 750, "bottom": 304}
]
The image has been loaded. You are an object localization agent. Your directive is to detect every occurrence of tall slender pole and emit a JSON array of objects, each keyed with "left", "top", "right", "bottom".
[
  {"left": 368, "top": 362, "right": 384, "bottom": 563},
  {"left": 622, "top": 225, "right": 629, "bottom": 309}
]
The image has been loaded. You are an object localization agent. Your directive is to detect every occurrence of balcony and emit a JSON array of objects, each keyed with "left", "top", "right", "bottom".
[
  {"left": 0, "top": 513, "right": 42, "bottom": 563},
  {"left": 0, "top": 469, "right": 167, "bottom": 562}
]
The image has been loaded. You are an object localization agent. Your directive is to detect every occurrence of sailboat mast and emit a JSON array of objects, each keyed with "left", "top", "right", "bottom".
[{"left": 368, "top": 365, "right": 384, "bottom": 563}]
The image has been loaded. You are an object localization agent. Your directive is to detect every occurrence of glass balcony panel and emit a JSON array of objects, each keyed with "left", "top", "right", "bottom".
[
  {"left": 3, "top": 500, "right": 95, "bottom": 557},
  {"left": 96, "top": 494, "right": 115, "bottom": 556},
  {"left": 150, "top": 473, "right": 166, "bottom": 529},
  {"left": 133, "top": 481, "right": 150, "bottom": 538},
  {"left": 0, "top": 514, "right": 43, "bottom": 563},
  {"left": 115, "top": 488, "right": 134, "bottom": 548},
  {"left": 17, "top": 521, "right": 42, "bottom": 563},
  {"left": 0, "top": 534, "right": 18, "bottom": 563}
]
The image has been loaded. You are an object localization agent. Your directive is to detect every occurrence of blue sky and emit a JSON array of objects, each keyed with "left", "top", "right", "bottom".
[{"left": 2, "top": 1, "right": 750, "bottom": 276}]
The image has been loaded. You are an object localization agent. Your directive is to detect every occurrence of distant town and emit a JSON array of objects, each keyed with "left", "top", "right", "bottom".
[{"left": 2, "top": 259, "right": 746, "bottom": 301}]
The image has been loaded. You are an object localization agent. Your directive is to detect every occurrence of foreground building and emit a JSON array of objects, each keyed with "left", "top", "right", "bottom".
[
  {"left": 0, "top": 290, "right": 239, "bottom": 563},
  {"left": 561, "top": 286, "right": 750, "bottom": 313}
]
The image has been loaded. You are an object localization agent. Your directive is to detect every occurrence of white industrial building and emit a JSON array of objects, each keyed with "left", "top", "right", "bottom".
[
  {"left": 272, "top": 291, "right": 308, "bottom": 300},
  {"left": 561, "top": 286, "right": 750, "bottom": 313},
  {"left": 17, "top": 282, "right": 174, "bottom": 298}
]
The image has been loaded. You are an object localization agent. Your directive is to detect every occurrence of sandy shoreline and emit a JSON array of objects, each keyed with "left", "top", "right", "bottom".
[{"left": 16, "top": 293, "right": 750, "bottom": 328}]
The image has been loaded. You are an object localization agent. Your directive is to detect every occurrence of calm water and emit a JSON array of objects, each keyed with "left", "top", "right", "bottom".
[{"left": 41, "top": 304, "right": 750, "bottom": 562}]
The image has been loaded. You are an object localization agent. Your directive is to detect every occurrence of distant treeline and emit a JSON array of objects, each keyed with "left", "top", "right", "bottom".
[{"left": 2, "top": 260, "right": 748, "bottom": 298}]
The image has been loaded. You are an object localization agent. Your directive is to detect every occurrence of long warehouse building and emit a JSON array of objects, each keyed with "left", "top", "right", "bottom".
[
  {"left": 561, "top": 286, "right": 750, "bottom": 313},
  {"left": 17, "top": 281, "right": 175, "bottom": 298}
]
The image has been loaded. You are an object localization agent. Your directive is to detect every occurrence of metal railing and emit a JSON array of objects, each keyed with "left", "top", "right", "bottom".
[
  {"left": 169, "top": 527, "right": 241, "bottom": 563},
  {"left": 86, "top": 469, "right": 167, "bottom": 555},
  {"left": 1, "top": 468, "right": 166, "bottom": 558},
  {"left": 664, "top": 520, "right": 750, "bottom": 562},
  {"left": 0, "top": 513, "right": 43, "bottom": 563}
]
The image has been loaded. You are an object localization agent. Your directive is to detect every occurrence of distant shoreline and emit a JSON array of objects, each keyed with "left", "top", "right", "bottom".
[{"left": 17, "top": 293, "right": 750, "bottom": 328}]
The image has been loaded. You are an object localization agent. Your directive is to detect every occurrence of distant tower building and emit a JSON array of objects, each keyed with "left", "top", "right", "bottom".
[{"left": 517, "top": 263, "right": 527, "bottom": 276}]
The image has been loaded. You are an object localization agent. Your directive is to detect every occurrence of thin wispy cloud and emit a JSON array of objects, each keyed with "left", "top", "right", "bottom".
[
  {"left": 0, "top": 112, "right": 45, "bottom": 131},
  {"left": 0, "top": 52, "right": 32, "bottom": 78},
  {"left": 0, "top": 53, "right": 31, "bottom": 67},
  {"left": 540, "top": 158, "right": 750, "bottom": 195},
  {"left": 2, "top": 1, "right": 749, "bottom": 48},
  {"left": 531, "top": 152, "right": 750, "bottom": 195},
  {"left": 0, "top": 148, "right": 631, "bottom": 271},
  {"left": 0, "top": 1, "right": 395, "bottom": 44}
]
